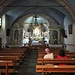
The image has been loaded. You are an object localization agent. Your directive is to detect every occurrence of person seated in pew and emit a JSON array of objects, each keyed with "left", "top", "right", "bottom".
[
  {"left": 57, "top": 49, "right": 67, "bottom": 59},
  {"left": 43, "top": 47, "right": 53, "bottom": 75},
  {"left": 43, "top": 47, "right": 54, "bottom": 59},
  {"left": 57, "top": 49, "right": 67, "bottom": 65}
]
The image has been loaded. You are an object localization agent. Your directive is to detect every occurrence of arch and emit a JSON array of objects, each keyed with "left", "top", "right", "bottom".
[
  {"left": 0, "top": 0, "right": 73, "bottom": 28},
  {"left": 8, "top": 7, "right": 65, "bottom": 26}
]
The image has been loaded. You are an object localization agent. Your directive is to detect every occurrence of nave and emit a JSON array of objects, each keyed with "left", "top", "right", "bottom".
[
  {"left": 0, "top": 46, "right": 75, "bottom": 75},
  {"left": 0, "top": 0, "right": 75, "bottom": 75}
]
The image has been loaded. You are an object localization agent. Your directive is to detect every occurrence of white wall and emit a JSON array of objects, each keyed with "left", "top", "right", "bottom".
[
  {"left": 0, "top": 15, "right": 6, "bottom": 46},
  {"left": 5, "top": 15, "right": 10, "bottom": 44},
  {"left": 64, "top": 17, "right": 75, "bottom": 52}
]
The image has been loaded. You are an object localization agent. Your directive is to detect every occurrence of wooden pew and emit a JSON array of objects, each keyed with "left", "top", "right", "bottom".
[
  {"left": 36, "top": 65, "right": 75, "bottom": 75},
  {"left": 38, "top": 53, "right": 75, "bottom": 58},
  {"left": 38, "top": 51, "right": 69, "bottom": 54},
  {"left": 38, "top": 47, "right": 62, "bottom": 52},
  {"left": 0, "top": 50, "right": 25, "bottom": 55},
  {"left": 37, "top": 58, "right": 75, "bottom": 65},
  {"left": 0, "top": 48, "right": 26, "bottom": 54},
  {"left": 0, "top": 60, "right": 15, "bottom": 75},
  {"left": 0, "top": 53, "right": 24, "bottom": 59},
  {"left": 0, "top": 55, "right": 23, "bottom": 67},
  {"left": 36, "top": 46, "right": 75, "bottom": 75},
  {"left": 0, "top": 47, "right": 28, "bottom": 71},
  {"left": 0, "top": 55, "right": 20, "bottom": 61},
  {"left": 0, "top": 53, "right": 24, "bottom": 67},
  {"left": 0, "top": 56, "right": 17, "bottom": 67},
  {"left": 0, "top": 47, "right": 26, "bottom": 54},
  {"left": 0, "top": 53, "right": 25, "bottom": 60},
  {"left": 0, "top": 49, "right": 26, "bottom": 66}
]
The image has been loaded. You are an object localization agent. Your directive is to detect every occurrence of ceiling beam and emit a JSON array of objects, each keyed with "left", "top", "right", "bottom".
[{"left": 2, "top": 5, "right": 65, "bottom": 8}]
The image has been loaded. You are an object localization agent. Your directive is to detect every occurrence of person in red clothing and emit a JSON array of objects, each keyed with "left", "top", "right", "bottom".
[
  {"left": 57, "top": 49, "right": 67, "bottom": 59},
  {"left": 57, "top": 49, "right": 67, "bottom": 65}
]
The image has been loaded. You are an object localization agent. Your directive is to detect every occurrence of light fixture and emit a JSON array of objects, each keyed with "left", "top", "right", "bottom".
[
  {"left": 27, "top": 15, "right": 38, "bottom": 31},
  {"left": 33, "top": 14, "right": 39, "bottom": 27}
]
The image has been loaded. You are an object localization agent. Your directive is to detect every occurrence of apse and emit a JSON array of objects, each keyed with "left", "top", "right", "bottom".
[{"left": 22, "top": 15, "right": 49, "bottom": 45}]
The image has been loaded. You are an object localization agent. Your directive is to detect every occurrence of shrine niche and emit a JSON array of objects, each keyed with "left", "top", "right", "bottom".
[
  {"left": 14, "top": 30, "right": 19, "bottom": 42},
  {"left": 10, "top": 23, "right": 22, "bottom": 44},
  {"left": 52, "top": 30, "right": 58, "bottom": 44},
  {"left": 52, "top": 30, "right": 58, "bottom": 39},
  {"left": 33, "top": 27, "right": 40, "bottom": 36}
]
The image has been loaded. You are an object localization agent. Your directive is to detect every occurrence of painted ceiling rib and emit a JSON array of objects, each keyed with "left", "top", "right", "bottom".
[
  {"left": 2, "top": 5, "right": 65, "bottom": 8},
  {"left": 63, "top": 0, "right": 75, "bottom": 15},
  {"left": 0, "top": 0, "right": 7, "bottom": 6}
]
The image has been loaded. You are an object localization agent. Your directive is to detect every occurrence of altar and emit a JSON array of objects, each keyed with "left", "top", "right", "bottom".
[
  {"left": 49, "top": 44, "right": 62, "bottom": 48},
  {"left": 31, "top": 36, "right": 42, "bottom": 46},
  {"left": 31, "top": 40, "right": 40, "bottom": 46}
]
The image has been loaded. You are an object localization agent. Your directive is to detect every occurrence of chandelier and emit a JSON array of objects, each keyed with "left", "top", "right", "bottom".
[
  {"left": 32, "top": 14, "right": 39, "bottom": 27},
  {"left": 27, "top": 14, "right": 46, "bottom": 32}
]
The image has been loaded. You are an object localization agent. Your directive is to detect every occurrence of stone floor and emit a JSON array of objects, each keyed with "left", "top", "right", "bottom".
[{"left": 16, "top": 49, "right": 41, "bottom": 75}]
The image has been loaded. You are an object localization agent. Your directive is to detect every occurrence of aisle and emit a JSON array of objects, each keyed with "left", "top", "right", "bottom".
[{"left": 16, "top": 49, "right": 41, "bottom": 75}]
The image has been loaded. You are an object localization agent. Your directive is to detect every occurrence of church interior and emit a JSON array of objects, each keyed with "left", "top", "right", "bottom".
[{"left": 0, "top": 0, "right": 75, "bottom": 75}]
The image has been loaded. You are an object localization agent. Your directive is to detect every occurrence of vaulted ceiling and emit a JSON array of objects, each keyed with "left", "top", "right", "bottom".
[{"left": 0, "top": 0, "right": 75, "bottom": 27}]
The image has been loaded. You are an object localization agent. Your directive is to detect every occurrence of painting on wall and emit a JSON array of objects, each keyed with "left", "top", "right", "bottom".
[
  {"left": 52, "top": 30, "right": 58, "bottom": 39},
  {"left": 68, "top": 24, "right": 72, "bottom": 34}
]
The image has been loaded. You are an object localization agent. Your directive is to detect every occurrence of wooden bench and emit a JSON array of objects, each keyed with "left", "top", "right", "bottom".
[
  {"left": 0, "top": 54, "right": 24, "bottom": 67},
  {"left": 0, "top": 48, "right": 26, "bottom": 55},
  {"left": 0, "top": 55, "right": 24, "bottom": 67},
  {"left": 37, "top": 58, "right": 75, "bottom": 65},
  {"left": 0, "top": 53, "right": 24, "bottom": 59},
  {"left": 38, "top": 51, "right": 71, "bottom": 55},
  {"left": 0, "top": 60, "right": 15, "bottom": 75},
  {"left": 36, "top": 65, "right": 75, "bottom": 75},
  {"left": 0, "top": 49, "right": 26, "bottom": 65},
  {"left": 0, "top": 55, "right": 20, "bottom": 61},
  {"left": 38, "top": 53, "right": 75, "bottom": 58},
  {"left": 0, "top": 50, "right": 25, "bottom": 55},
  {"left": 38, "top": 47, "right": 62, "bottom": 52},
  {"left": 0, "top": 56, "right": 18, "bottom": 67},
  {"left": 0, "top": 47, "right": 29, "bottom": 71}
]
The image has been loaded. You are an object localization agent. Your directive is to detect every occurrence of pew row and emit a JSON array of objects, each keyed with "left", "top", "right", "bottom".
[
  {"left": 0, "top": 48, "right": 27, "bottom": 66},
  {"left": 37, "top": 58, "right": 75, "bottom": 65},
  {"left": 36, "top": 65, "right": 75, "bottom": 75},
  {"left": 0, "top": 47, "right": 29, "bottom": 75},
  {"left": 38, "top": 53, "right": 75, "bottom": 58},
  {"left": 0, "top": 60, "right": 15, "bottom": 75}
]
